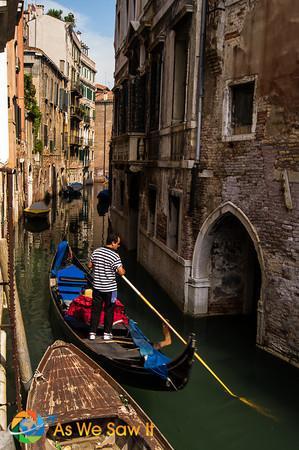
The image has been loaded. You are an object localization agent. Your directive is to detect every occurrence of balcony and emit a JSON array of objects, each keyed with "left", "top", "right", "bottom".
[
  {"left": 70, "top": 106, "right": 84, "bottom": 121},
  {"left": 70, "top": 134, "right": 83, "bottom": 146},
  {"left": 71, "top": 80, "right": 83, "bottom": 97},
  {"left": 83, "top": 114, "right": 91, "bottom": 125},
  {"left": 112, "top": 133, "right": 145, "bottom": 162}
]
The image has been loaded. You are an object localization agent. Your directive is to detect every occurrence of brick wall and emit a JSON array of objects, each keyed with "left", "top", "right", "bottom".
[{"left": 190, "top": 0, "right": 299, "bottom": 362}]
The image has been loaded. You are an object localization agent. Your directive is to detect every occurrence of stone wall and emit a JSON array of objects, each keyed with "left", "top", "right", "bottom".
[{"left": 189, "top": 0, "right": 299, "bottom": 363}]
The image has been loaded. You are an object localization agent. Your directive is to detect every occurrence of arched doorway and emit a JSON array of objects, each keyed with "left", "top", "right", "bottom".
[{"left": 188, "top": 202, "right": 265, "bottom": 339}]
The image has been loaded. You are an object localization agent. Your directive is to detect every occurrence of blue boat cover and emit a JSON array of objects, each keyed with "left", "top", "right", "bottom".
[
  {"left": 51, "top": 240, "right": 69, "bottom": 276},
  {"left": 129, "top": 319, "right": 170, "bottom": 379},
  {"left": 57, "top": 264, "right": 86, "bottom": 280},
  {"left": 56, "top": 265, "right": 87, "bottom": 302}
]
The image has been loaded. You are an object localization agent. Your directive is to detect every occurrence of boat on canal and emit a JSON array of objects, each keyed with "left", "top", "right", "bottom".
[
  {"left": 24, "top": 201, "right": 50, "bottom": 219},
  {"left": 61, "top": 182, "right": 83, "bottom": 199},
  {"left": 26, "top": 340, "right": 174, "bottom": 450},
  {"left": 49, "top": 240, "right": 195, "bottom": 391}
]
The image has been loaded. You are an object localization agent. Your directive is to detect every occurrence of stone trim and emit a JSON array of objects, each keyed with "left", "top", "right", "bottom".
[{"left": 188, "top": 202, "right": 266, "bottom": 341}]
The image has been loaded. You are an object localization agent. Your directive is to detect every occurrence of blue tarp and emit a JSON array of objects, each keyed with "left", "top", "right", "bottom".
[
  {"left": 129, "top": 319, "right": 170, "bottom": 379},
  {"left": 51, "top": 240, "right": 69, "bottom": 276},
  {"left": 57, "top": 265, "right": 87, "bottom": 302}
]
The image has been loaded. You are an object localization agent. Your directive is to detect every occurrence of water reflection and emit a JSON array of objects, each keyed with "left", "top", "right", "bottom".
[{"left": 11, "top": 185, "right": 299, "bottom": 450}]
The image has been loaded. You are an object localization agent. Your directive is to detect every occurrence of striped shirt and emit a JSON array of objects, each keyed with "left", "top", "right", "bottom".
[{"left": 90, "top": 247, "right": 122, "bottom": 292}]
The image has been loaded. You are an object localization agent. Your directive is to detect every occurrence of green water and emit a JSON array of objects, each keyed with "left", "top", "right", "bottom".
[{"left": 11, "top": 185, "right": 298, "bottom": 450}]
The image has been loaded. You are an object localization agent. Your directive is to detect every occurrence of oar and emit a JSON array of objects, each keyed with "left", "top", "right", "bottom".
[{"left": 122, "top": 275, "right": 274, "bottom": 418}]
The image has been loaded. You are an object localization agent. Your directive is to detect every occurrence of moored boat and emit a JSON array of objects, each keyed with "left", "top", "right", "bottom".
[
  {"left": 97, "top": 188, "right": 110, "bottom": 203},
  {"left": 24, "top": 201, "right": 50, "bottom": 219},
  {"left": 61, "top": 182, "right": 83, "bottom": 198},
  {"left": 49, "top": 240, "right": 195, "bottom": 391},
  {"left": 25, "top": 340, "right": 174, "bottom": 450}
]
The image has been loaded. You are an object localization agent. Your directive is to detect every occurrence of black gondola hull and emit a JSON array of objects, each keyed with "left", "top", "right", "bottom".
[{"left": 49, "top": 246, "right": 195, "bottom": 391}]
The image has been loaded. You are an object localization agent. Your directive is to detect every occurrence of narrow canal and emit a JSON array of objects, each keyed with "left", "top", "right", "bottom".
[{"left": 10, "top": 186, "right": 298, "bottom": 450}]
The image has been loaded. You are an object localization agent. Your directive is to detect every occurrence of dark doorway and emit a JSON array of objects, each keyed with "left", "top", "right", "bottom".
[{"left": 208, "top": 214, "right": 261, "bottom": 322}]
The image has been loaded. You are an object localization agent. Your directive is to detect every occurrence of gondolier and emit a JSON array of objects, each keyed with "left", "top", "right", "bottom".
[
  {"left": 88, "top": 233, "right": 125, "bottom": 340},
  {"left": 50, "top": 240, "right": 196, "bottom": 390}
]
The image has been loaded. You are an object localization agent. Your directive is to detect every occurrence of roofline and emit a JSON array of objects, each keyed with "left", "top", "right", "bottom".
[{"left": 24, "top": 46, "right": 68, "bottom": 81}]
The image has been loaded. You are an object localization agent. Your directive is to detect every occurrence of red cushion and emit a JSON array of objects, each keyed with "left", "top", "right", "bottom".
[{"left": 67, "top": 295, "right": 129, "bottom": 326}]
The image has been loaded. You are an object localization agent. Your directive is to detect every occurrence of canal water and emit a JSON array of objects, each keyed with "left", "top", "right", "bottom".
[{"left": 9, "top": 185, "right": 298, "bottom": 450}]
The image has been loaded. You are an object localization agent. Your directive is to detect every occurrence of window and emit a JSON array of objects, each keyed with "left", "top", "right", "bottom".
[
  {"left": 148, "top": 186, "right": 156, "bottom": 236},
  {"left": 168, "top": 193, "right": 180, "bottom": 252},
  {"left": 223, "top": 78, "right": 256, "bottom": 140},
  {"left": 113, "top": 178, "right": 116, "bottom": 204},
  {"left": 44, "top": 74, "right": 48, "bottom": 99},
  {"left": 50, "top": 79, "right": 54, "bottom": 103},
  {"left": 54, "top": 82, "right": 59, "bottom": 106},
  {"left": 117, "top": 12, "right": 121, "bottom": 47},
  {"left": 231, "top": 81, "right": 255, "bottom": 135},
  {"left": 120, "top": 180, "right": 125, "bottom": 209},
  {"left": 173, "top": 16, "right": 190, "bottom": 122},
  {"left": 44, "top": 125, "right": 48, "bottom": 147},
  {"left": 150, "top": 44, "right": 163, "bottom": 130},
  {"left": 84, "top": 87, "right": 93, "bottom": 101}
]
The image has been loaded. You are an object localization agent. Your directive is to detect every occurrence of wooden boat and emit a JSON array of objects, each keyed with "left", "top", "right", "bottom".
[
  {"left": 26, "top": 340, "right": 174, "bottom": 450},
  {"left": 62, "top": 182, "right": 83, "bottom": 198},
  {"left": 24, "top": 201, "right": 50, "bottom": 219},
  {"left": 49, "top": 240, "right": 195, "bottom": 391}
]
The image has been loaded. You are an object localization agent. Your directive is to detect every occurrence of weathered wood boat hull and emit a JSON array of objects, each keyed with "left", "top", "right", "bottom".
[{"left": 25, "top": 340, "right": 174, "bottom": 450}]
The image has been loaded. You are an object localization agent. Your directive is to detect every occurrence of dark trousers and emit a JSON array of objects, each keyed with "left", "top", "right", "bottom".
[{"left": 90, "top": 290, "right": 114, "bottom": 334}]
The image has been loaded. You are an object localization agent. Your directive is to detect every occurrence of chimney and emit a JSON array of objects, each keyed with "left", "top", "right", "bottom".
[{"left": 35, "top": 4, "right": 44, "bottom": 17}]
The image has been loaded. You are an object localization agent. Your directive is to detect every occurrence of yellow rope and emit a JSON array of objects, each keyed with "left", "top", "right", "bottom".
[{"left": 122, "top": 275, "right": 275, "bottom": 419}]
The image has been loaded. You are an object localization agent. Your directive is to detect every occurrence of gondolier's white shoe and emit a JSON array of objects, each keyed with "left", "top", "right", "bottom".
[
  {"left": 103, "top": 333, "right": 113, "bottom": 340},
  {"left": 89, "top": 332, "right": 96, "bottom": 340}
]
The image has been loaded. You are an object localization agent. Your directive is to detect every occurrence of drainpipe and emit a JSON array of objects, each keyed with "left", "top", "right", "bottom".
[
  {"left": 189, "top": 0, "right": 208, "bottom": 214},
  {"left": 196, "top": 0, "right": 208, "bottom": 162}
]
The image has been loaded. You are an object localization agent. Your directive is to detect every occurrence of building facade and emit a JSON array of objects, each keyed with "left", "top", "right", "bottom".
[
  {"left": 24, "top": 48, "right": 68, "bottom": 202},
  {"left": 112, "top": 0, "right": 299, "bottom": 365},
  {"left": 24, "top": 4, "right": 96, "bottom": 189},
  {"left": 94, "top": 84, "right": 113, "bottom": 182},
  {"left": 79, "top": 43, "right": 97, "bottom": 184},
  {"left": 0, "top": 1, "right": 26, "bottom": 229}
]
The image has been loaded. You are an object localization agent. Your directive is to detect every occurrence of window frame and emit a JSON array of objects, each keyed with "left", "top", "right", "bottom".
[
  {"left": 147, "top": 185, "right": 157, "bottom": 237},
  {"left": 222, "top": 75, "right": 257, "bottom": 142},
  {"left": 167, "top": 189, "right": 182, "bottom": 253}
]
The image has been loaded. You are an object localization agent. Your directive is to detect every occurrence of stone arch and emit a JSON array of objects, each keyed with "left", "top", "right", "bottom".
[{"left": 188, "top": 202, "right": 265, "bottom": 343}]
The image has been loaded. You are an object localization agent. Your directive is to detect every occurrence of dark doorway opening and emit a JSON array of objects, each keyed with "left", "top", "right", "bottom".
[{"left": 208, "top": 214, "right": 261, "bottom": 330}]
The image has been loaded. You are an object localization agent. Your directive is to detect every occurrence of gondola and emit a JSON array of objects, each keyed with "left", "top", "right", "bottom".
[
  {"left": 25, "top": 340, "right": 174, "bottom": 450},
  {"left": 49, "top": 240, "right": 195, "bottom": 391},
  {"left": 61, "top": 182, "right": 83, "bottom": 198},
  {"left": 24, "top": 201, "right": 50, "bottom": 219},
  {"left": 97, "top": 188, "right": 110, "bottom": 203}
]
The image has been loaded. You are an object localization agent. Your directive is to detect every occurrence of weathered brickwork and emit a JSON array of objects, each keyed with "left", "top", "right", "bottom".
[
  {"left": 111, "top": 0, "right": 298, "bottom": 365},
  {"left": 188, "top": 0, "right": 299, "bottom": 364}
]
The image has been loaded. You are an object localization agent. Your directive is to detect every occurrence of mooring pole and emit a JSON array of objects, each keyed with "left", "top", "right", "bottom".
[{"left": 0, "top": 168, "right": 32, "bottom": 400}]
